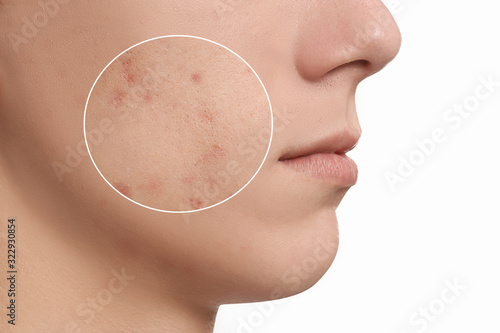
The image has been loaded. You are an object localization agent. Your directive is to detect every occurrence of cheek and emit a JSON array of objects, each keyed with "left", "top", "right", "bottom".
[{"left": 85, "top": 36, "right": 271, "bottom": 211}]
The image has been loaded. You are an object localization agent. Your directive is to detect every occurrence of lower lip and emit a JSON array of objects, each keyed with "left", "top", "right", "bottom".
[{"left": 280, "top": 153, "right": 358, "bottom": 186}]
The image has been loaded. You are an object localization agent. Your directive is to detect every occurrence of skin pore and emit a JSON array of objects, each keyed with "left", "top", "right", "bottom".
[
  {"left": 0, "top": 1, "right": 401, "bottom": 332},
  {"left": 85, "top": 36, "right": 271, "bottom": 211}
]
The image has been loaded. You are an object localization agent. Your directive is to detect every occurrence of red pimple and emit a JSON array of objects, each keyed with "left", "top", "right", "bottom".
[
  {"left": 121, "top": 58, "right": 137, "bottom": 86},
  {"left": 195, "top": 144, "right": 226, "bottom": 166},
  {"left": 191, "top": 73, "right": 202, "bottom": 83},
  {"left": 122, "top": 58, "right": 132, "bottom": 69},
  {"left": 143, "top": 91, "right": 153, "bottom": 103},
  {"left": 113, "top": 182, "right": 131, "bottom": 198},
  {"left": 198, "top": 109, "right": 214, "bottom": 123},
  {"left": 189, "top": 197, "right": 203, "bottom": 210},
  {"left": 112, "top": 89, "right": 126, "bottom": 106}
]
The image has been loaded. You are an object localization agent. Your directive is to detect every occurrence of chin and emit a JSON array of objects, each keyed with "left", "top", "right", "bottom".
[{"left": 218, "top": 209, "right": 340, "bottom": 305}]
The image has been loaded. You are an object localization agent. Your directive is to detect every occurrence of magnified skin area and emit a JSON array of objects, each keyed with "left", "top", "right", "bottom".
[{"left": 85, "top": 37, "right": 272, "bottom": 211}]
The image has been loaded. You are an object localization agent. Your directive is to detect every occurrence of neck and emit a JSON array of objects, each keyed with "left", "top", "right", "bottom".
[{"left": 0, "top": 165, "right": 218, "bottom": 333}]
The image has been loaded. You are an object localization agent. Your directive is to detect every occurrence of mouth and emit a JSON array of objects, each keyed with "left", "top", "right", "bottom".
[
  {"left": 280, "top": 152, "right": 358, "bottom": 185},
  {"left": 278, "top": 128, "right": 360, "bottom": 187}
]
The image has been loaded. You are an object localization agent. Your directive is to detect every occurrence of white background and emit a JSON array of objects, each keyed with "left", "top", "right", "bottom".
[{"left": 215, "top": 0, "right": 500, "bottom": 332}]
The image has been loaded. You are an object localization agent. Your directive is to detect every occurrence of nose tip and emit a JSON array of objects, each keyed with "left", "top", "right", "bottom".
[{"left": 293, "top": 2, "right": 402, "bottom": 82}]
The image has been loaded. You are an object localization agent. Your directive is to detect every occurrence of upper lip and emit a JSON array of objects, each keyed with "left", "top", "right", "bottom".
[{"left": 278, "top": 128, "right": 361, "bottom": 160}]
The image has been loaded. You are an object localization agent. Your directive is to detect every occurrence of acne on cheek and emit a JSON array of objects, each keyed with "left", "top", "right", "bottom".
[
  {"left": 108, "top": 57, "right": 157, "bottom": 108},
  {"left": 111, "top": 88, "right": 126, "bottom": 106},
  {"left": 112, "top": 182, "right": 131, "bottom": 198},
  {"left": 112, "top": 176, "right": 165, "bottom": 199},
  {"left": 108, "top": 68, "right": 208, "bottom": 112},
  {"left": 102, "top": 61, "right": 235, "bottom": 209},
  {"left": 195, "top": 144, "right": 226, "bottom": 166},
  {"left": 121, "top": 58, "right": 136, "bottom": 86},
  {"left": 188, "top": 197, "right": 204, "bottom": 210},
  {"left": 181, "top": 144, "right": 230, "bottom": 209},
  {"left": 185, "top": 176, "right": 219, "bottom": 210},
  {"left": 191, "top": 73, "right": 202, "bottom": 84},
  {"left": 198, "top": 109, "right": 214, "bottom": 123},
  {"left": 184, "top": 170, "right": 233, "bottom": 210},
  {"left": 184, "top": 142, "right": 237, "bottom": 209},
  {"left": 181, "top": 175, "right": 209, "bottom": 210}
]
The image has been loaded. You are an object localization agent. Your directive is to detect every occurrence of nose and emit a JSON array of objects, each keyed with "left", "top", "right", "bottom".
[{"left": 294, "top": 1, "right": 402, "bottom": 83}]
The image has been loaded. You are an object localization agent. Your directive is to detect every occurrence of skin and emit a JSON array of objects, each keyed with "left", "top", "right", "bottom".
[
  {"left": 86, "top": 36, "right": 271, "bottom": 211},
  {"left": 0, "top": 1, "right": 401, "bottom": 332}
]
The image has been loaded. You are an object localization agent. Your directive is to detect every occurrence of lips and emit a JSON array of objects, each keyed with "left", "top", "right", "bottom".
[{"left": 279, "top": 129, "right": 360, "bottom": 186}]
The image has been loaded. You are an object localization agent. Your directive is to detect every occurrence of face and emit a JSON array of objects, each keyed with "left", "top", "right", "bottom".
[{"left": 0, "top": 0, "right": 401, "bottom": 306}]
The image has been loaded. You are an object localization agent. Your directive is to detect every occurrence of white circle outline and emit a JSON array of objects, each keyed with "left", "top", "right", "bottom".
[{"left": 83, "top": 35, "right": 274, "bottom": 214}]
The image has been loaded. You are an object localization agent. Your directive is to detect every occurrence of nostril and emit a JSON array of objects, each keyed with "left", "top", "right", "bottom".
[
  {"left": 338, "top": 59, "right": 371, "bottom": 74},
  {"left": 318, "top": 59, "right": 372, "bottom": 88}
]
